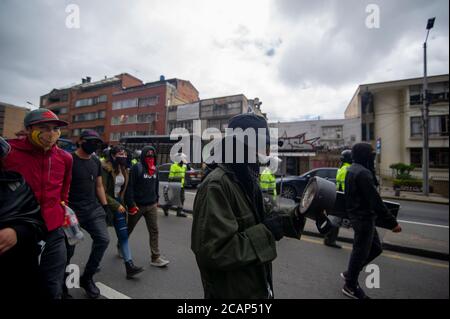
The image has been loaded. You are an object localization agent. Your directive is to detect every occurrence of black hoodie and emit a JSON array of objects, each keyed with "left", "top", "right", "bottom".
[
  {"left": 125, "top": 146, "right": 159, "bottom": 207},
  {"left": 344, "top": 143, "right": 398, "bottom": 229}
]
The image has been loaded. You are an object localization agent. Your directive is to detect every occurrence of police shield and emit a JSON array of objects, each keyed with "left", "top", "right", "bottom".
[{"left": 158, "top": 181, "right": 183, "bottom": 207}]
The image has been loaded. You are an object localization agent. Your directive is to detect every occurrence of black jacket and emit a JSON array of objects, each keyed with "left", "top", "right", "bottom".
[
  {"left": 125, "top": 146, "right": 159, "bottom": 207},
  {"left": 344, "top": 163, "right": 398, "bottom": 229},
  {"left": 0, "top": 170, "right": 46, "bottom": 298}
]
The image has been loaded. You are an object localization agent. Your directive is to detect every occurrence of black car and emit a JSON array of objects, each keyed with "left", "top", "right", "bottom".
[
  {"left": 57, "top": 138, "right": 77, "bottom": 153},
  {"left": 157, "top": 163, "right": 204, "bottom": 189},
  {"left": 276, "top": 167, "right": 338, "bottom": 202}
]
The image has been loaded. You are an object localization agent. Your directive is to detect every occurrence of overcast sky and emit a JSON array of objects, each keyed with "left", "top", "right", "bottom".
[{"left": 0, "top": 0, "right": 448, "bottom": 122}]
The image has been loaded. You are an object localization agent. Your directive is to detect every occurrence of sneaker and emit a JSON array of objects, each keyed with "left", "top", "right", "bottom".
[
  {"left": 151, "top": 257, "right": 170, "bottom": 267},
  {"left": 342, "top": 284, "right": 370, "bottom": 299},
  {"left": 340, "top": 271, "right": 349, "bottom": 281}
]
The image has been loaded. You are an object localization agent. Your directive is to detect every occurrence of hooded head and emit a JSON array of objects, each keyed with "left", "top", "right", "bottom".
[
  {"left": 141, "top": 146, "right": 157, "bottom": 176},
  {"left": 351, "top": 143, "right": 375, "bottom": 169}
]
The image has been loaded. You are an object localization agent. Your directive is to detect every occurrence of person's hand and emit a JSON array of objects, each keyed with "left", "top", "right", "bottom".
[
  {"left": 118, "top": 205, "right": 126, "bottom": 213},
  {"left": 262, "top": 215, "right": 284, "bottom": 241},
  {"left": 392, "top": 225, "right": 402, "bottom": 233},
  {"left": 0, "top": 228, "right": 18, "bottom": 255},
  {"left": 128, "top": 206, "right": 139, "bottom": 216}
]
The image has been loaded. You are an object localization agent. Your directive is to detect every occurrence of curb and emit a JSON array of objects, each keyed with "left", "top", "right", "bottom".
[
  {"left": 182, "top": 208, "right": 448, "bottom": 262},
  {"left": 381, "top": 195, "right": 449, "bottom": 205},
  {"left": 302, "top": 231, "right": 449, "bottom": 262}
]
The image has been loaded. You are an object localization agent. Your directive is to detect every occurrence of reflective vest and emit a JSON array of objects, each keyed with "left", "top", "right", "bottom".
[
  {"left": 169, "top": 163, "right": 187, "bottom": 187},
  {"left": 259, "top": 167, "right": 277, "bottom": 198},
  {"left": 336, "top": 162, "right": 351, "bottom": 192}
]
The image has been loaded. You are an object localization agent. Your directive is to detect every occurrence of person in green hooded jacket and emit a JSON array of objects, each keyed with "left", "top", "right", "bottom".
[{"left": 191, "top": 114, "right": 307, "bottom": 299}]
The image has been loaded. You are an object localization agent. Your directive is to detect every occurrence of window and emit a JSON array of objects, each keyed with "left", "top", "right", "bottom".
[
  {"left": 110, "top": 130, "right": 153, "bottom": 141},
  {"left": 322, "top": 126, "right": 343, "bottom": 139},
  {"left": 410, "top": 82, "right": 449, "bottom": 106},
  {"left": 138, "top": 96, "right": 159, "bottom": 107},
  {"left": 73, "top": 111, "right": 106, "bottom": 122},
  {"left": 75, "top": 98, "right": 94, "bottom": 108},
  {"left": 369, "top": 123, "right": 375, "bottom": 140},
  {"left": 112, "top": 99, "right": 138, "bottom": 110},
  {"left": 111, "top": 113, "right": 157, "bottom": 125},
  {"left": 72, "top": 128, "right": 81, "bottom": 137},
  {"left": 410, "top": 148, "right": 449, "bottom": 168},
  {"left": 168, "top": 121, "right": 193, "bottom": 133},
  {"left": 75, "top": 95, "right": 107, "bottom": 107},
  {"left": 410, "top": 115, "right": 449, "bottom": 137}
]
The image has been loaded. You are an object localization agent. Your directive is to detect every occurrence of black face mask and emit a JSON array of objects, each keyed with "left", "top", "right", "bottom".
[
  {"left": 81, "top": 141, "right": 98, "bottom": 155},
  {"left": 115, "top": 157, "right": 127, "bottom": 166}
]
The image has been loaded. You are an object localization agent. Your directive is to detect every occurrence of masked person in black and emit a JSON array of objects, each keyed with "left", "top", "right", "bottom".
[
  {"left": 191, "top": 114, "right": 306, "bottom": 299},
  {"left": 66, "top": 130, "right": 111, "bottom": 299},
  {"left": 0, "top": 136, "right": 46, "bottom": 299},
  {"left": 342, "top": 142, "right": 402, "bottom": 299},
  {"left": 102, "top": 145, "right": 143, "bottom": 279},
  {"left": 126, "top": 146, "right": 170, "bottom": 267}
]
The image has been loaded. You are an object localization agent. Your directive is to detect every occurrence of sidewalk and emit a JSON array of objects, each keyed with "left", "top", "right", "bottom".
[{"left": 380, "top": 186, "right": 449, "bottom": 205}]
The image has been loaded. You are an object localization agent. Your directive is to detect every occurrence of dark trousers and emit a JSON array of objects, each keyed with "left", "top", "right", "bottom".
[
  {"left": 67, "top": 211, "right": 110, "bottom": 278},
  {"left": 346, "top": 216, "right": 382, "bottom": 288},
  {"left": 39, "top": 227, "right": 67, "bottom": 299},
  {"left": 128, "top": 204, "right": 160, "bottom": 261},
  {"left": 324, "top": 225, "right": 340, "bottom": 244}
]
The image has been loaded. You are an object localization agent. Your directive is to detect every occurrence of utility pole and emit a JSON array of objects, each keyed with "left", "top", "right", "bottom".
[{"left": 422, "top": 17, "right": 435, "bottom": 196}]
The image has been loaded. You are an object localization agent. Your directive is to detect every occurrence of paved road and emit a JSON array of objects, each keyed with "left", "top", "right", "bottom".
[
  {"left": 183, "top": 190, "right": 449, "bottom": 255},
  {"left": 68, "top": 209, "right": 448, "bottom": 299}
]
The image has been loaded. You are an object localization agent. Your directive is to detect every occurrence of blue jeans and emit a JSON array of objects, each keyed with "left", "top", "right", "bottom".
[{"left": 113, "top": 200, "right": 132, "bottom": 262}]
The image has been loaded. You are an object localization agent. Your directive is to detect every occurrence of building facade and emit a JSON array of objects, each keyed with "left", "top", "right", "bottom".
[
  {"left": 40, "top": 74, "right": 199, "bottom": 144},
  {"left": 0, "top": 102, "right": 30, "bottom": 138},
  {"left": 345, "top": 74, "right": 449, "bottom": 179},
  {"left": 166, "top": 94, "right": 264, "bottom": 134},
  {"left": 269, "top": 118, "right": 361, "bottom": 176}
]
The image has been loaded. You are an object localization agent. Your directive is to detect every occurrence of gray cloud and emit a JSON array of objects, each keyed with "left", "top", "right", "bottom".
[{"left": 275, "top": 0, "right": 449, "bottom": 87}]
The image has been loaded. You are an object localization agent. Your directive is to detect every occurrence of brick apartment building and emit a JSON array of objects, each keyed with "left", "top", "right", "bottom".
[
  {"left": 0, "top": 102, "right": 30, "bottom": 139},
  {"left": 40, "top": 74, "right": 199, "bottom": 144}
]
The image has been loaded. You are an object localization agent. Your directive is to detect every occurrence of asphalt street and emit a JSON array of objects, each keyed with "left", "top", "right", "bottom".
[
  {"left": 68, "top": 208, "right": 449, "bottom": 299},
  {"left": 183, "top": 190, "right": 450, "bottom": 255}
]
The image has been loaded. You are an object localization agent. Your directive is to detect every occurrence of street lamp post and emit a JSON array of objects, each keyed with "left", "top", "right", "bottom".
[{"left": 422, "top": 17, "right": 435, "bottom": 196}]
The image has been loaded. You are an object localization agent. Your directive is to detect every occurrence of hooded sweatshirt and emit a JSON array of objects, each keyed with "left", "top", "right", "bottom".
[
  {"left": 125, "top": 146, "right": 159, "bottom": 207},
  {"left": 3, "top": 138, "right": 73, "bottom": 231},
  {"left": 344, "top": 143, "right": 398, "bottom": 229}
]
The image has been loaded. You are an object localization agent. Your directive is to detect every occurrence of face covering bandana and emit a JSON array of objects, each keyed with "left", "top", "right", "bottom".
[
  {"left": 145, "top": 157, "right": 156, "bottom": 176},
  {"left": 81, "top": 141, "right": 98, "bottom": 155},
  {"left": 31, "top": 129, "right": 60, "bottom": 149},
  {"left": 115, "top": 157, "right": 127, "bottom": 167}
]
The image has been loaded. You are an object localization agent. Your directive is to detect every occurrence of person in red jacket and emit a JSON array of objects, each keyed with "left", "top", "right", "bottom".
[{"left": 4, "top": 108, "right": 73, "bottom": 299}]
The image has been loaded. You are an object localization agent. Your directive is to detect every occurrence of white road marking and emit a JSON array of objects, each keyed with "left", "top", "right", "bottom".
[
  {"left": 96, "top": 282, "right": 132, "bottom": 299},
  {"left": 397, "top": 219, "right": 449, "bottom": 229}
]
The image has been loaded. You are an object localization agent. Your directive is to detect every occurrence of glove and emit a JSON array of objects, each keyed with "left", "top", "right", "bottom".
[
  {"left": 128, "top": 206, "right": 139, "bottom": 216},
  {"left": 262, "top": 214, "right": 284, "bottom": 241}
]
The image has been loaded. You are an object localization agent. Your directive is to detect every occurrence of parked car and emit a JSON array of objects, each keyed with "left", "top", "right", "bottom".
[
  {"left": 57, "top": 138, "right": 77, "bottom": 153},
  {"left": 276, "top": 167, "right": 338, "bottom": 202},
  {"left": 157, "top": 163, "right": 204, "bottom": 188}
]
